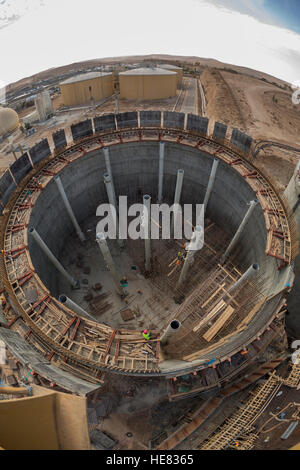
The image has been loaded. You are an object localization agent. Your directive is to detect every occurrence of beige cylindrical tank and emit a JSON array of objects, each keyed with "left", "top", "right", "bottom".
[
  {"left": 60, "top": 72, "right": 113, "bottom": 107},
  {"left": 0, "top": 107, "right": 19, "bottom": 136},
  {"left": 119, "top": 68, "right": 177, "bottom": 100},
  {"left": 159, "top": 64, "right": 183, "bottom": 86}
]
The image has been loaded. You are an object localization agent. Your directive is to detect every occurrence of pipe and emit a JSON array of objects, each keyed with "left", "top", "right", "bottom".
[
  {"left": 177, "top": 225, "right": 203, "bottom": 289},
  {"left": 59, "top": 294, "right": 94, "bottom": 321},
  {"left": 54, "top": 176, "right": 86, "bottom": 242},
  {"left": 174, "top": 169, "right": 184, "bottom": 205},
  {"left": 104, "top": 172, "right": 123, "bottom": 247},
  {"left": 160, "top": 320, "right": 181, "bottom": 346},
  {"left": 143, "top": 195, "right": 151, "bottom": 272},
  {"left": 0, "top": 386, "right": 31, "bottom": 396},
  {"left": 29, "top": 228, "right": 79, "bottom": 288},
  {"left": 203, "top": 158, "right": 219, "bottom": 212},
  {"left": 158, "top": 142, "right": 165, "bottom": 204},
  {"left": 103, "top": 147, "right": 117, "bottom": 210},
  {"left": 221, "top": 200, "right": 258, "bottom": 264},
  {"left": 96, "top": 233, "right": 125, "bottom": 296},
  {"left": 228, "top": 264, "right": 260, "bottom": 294},
  {"left": 172, "top": 169, "right": 184, "bottom": 236}
]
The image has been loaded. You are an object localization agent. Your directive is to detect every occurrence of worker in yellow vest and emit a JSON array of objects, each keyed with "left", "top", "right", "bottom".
[{"left": 143, "top": 329, "right": 150, "bottom": 341}]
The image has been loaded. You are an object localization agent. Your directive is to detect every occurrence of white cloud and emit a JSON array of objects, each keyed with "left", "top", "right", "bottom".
[{"left": 1, "top": 0, "right": 300, "bottom": 85}]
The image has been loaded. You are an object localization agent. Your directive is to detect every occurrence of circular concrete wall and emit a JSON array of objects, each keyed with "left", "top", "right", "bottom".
[{"left": 28, "top": 141, "right": 279, "bottom": 298}]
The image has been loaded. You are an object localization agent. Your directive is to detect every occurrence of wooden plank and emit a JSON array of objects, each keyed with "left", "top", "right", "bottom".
[
  {"left": 104, "top": 329, "right": 117, "bottom": 358},
  {"left": 70, "top": 317, "right": 81, "bottom": 341},
  {"left": 115, "top": 330, "right": 120, "bottom": 362},
  {"left": 203, "top": 306, "right": 235, "bottom": 342},
  {"left": 193, "top": 300, "right": 226, "bottom": 333}
]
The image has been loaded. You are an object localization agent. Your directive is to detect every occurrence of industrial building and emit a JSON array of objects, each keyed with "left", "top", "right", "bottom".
[
  {"left": 35, "top": 90, "right": 53, "bottom": 121},
  {"left": 59, "top": 72, "right": 114, "bottom": 107},
  {"left": 0, "top": 107, "right": 19, "bottom": 137},
  {"left": 159, "top": 63, "right": 183, "bottom": 86},
  {"left": 119, "top": 68, "right": 177, "bottom": 100}
]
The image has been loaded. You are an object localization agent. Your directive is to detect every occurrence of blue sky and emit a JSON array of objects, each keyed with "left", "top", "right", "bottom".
[
  {"left": 208, "top": 0, "right": 300, "bottom": 33},
  {"left": 0, "top": 0, "right": 300, "bottom": 86},
  {"left": 265, "top": 0, "right": 300, "bottom": 34}
]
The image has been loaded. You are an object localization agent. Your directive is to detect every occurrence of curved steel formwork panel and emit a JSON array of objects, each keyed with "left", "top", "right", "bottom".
[
  {"left": 116, "top": 111, "right": 138, "bottom": 129},
  {"left": 213, "top": 122, "right": 228, "bottom": 142},
  {"left": 163, "top": 111, "right": 185, "bottom": 130},
  {"left": 0, "top": 170, "right": 16, "bottom": 214},
  {"left": 94, "top": 113, "right": 116, "bottom": 133},
  {"left": 71, "top": 119, "right": 93, "bottom": 141},
  {"left": 230, "top": 128, "right": 253, "bottom": 154},
  {"left": 140, "top": 110, "right": 162, "bottom": 128},
  {"left": 52, "top": 129, "right": 67, "bottom": 151},
  {"left": 29, "top": 139, "right": 51, "bottom": 166},
  {"left": 10, "top": 152, "right": 33, "bottom": 185},
  {"left": 186, "top": 114, "right": 209, "bottom": 136}
]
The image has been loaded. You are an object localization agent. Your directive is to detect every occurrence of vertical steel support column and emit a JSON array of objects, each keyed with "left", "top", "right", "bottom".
[
  {"left": 59, "top": 294, "right": 94, "bottom": 321},
  {"left": 160, "top": 320, "right": 182, "bottom": 346},
  {"left": 54, "top": 176, "right": 86, "bottom": 242},
  {"left": 158, "top": 142, "right": 165, "bottom": 204},
  {"left": 143, "top": 195, "right": 151, "bottom": 272},
  {"left": 203, "top": 158, "right": 219, "bottom": 213},
  {"left": 29, "top": 228, "right": 79, "bottom": 288},
  {"left": 103, "top": 147, "right": 117, "bottom": 210},
  {"left": 172, "top": 169, "right": 184, "bottom": 236},
  {"left": 228, "top": 264, "right": 260, "bottom": 294},
  {"left": 177, "top": 225, "right": 203, "bottom": 289},
  {"left": 96, "top": 233, "right": 124, "bottom": 296},
  {"left": 104, "top": 172, "right": 123, "bottom": 247},
  {"left": 221, "top": 200, "right": 258, "bottom": 264}
]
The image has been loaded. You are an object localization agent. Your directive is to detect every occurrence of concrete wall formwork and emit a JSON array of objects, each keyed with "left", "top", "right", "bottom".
[
  {"left": 71, "top": 119, "right": 93, "bottom": 141},
  {"left": 119, "top": 71, "right": 177, "bottom": 100},
  {"left": 94, "top": 114, "right": 116, "bottom": 133},
  {"left": 116, "top": 111, "right": 138, "bottom": 129},
  {"left": 10, "top": 152, "right": 33, "bottom": 184},
  {"left": 29, "top": 139, "right": 51, "bottom": 166},
  {"left": 163, "top": 111, "right": 185, "bottom": 130},
  {"left": 52, "top": 129, "right": 67, "bottom": 151},
  {"left": 186, "top": 114, "right": 209, "bottom": 135},
  {"left": 231, "top": 128, "right": 253, "bottom": 154},
  {"left": 28, "top": 140, "right": 282, "bottom": 300},
  {"left": 0, "top": 170, "right": 16, "bottom": 212},
  {"left": 60, "top": 73, "right": 114, "bottom": 107},
  {"left": 213, "top": 122, "right": 228, "bottom": 142},
  {"left": 140, "top": 110, "right": 162, "bottom": 127}
]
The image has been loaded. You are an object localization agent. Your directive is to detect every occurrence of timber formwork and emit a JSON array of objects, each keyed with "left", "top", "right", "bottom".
[
  {"left": 0, "top": 125, "right": 296, "bottom": 381},
  {"left": 199, "top": 358, "right": 300, "bottom": 451}
]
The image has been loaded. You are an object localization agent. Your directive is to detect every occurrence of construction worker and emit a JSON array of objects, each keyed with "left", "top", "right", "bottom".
[
  {"left": 177, "top": 251, "right": 186, "bottom": 263},
  {"left": 142, "top": 329, "right": 150, "bottom": 341},
  {"left": 0, "top": 296, "right": 6, "bottom": 307},
  {"left": 1, "top": 250, "right": 11, "bottom": 262}
]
